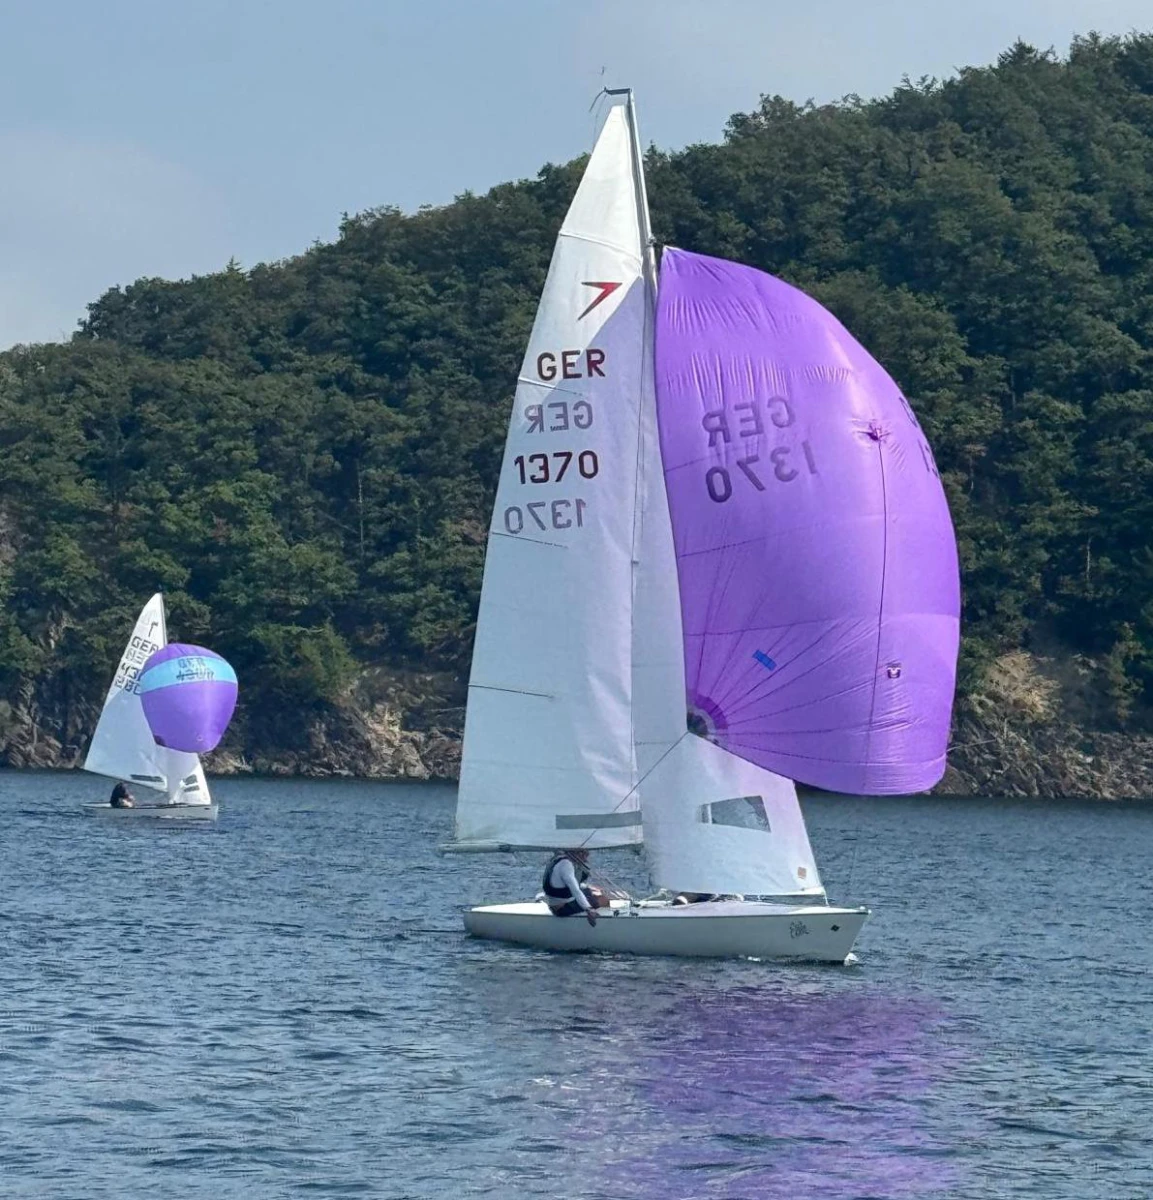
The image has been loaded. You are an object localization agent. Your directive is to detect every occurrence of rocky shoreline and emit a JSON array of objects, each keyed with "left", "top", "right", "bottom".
[
  {"left": 938, "top": 715, "right": 1153, "bottom": 799},
  {"left": 2, "top": 652, "right": 1151, "bottom": 800},
  {"left": 937, "top": 649, "right": 1153, "bottom": 800}
]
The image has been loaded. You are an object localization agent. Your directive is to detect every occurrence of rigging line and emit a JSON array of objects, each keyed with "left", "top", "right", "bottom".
[
  {"left": 588, "top": 84, "right": 611, "bottom": 142},
  {"left": 863, "top": 435, "right": 890, "bottom": 778},
  {"left": 687, "top": 464, "right": 748, "bottom": 712},
  {"left": 622, "top": 89, "right": 658, "bottom": 804},
  {"left": 627, "top": 234, "right": 656, "bottom": 791},
  {"left": 846, "top": 814, "right": 863, "bottom": 900},
  {"left": 584, "top": 861, "right": 631, "bottom": 901},
  {"left": 690, "top": 545, "right": 755, "bottom": 715},
  {"left": 576, "top": 730, "right": 691, "bottom": 851}
]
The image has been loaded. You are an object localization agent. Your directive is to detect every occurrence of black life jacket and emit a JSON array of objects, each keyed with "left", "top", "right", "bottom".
[{"left": 542, "top": 853, "right": 588, "bottom": 901}]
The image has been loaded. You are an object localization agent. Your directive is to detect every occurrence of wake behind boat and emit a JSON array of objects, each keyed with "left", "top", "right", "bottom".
[
  {"left": 81, "top": 593, "right": 236, "bottom": 822},
  {"left": 442, "top": 91, "right": 960, "bottom": 962}
]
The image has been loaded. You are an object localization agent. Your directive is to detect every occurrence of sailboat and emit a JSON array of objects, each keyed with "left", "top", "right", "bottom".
[
  {"left": 441, "top": 92, "right": 960, "bottom": 961},
  {"left": 82, "top": 593, "right": 219, "bottom": 821}
]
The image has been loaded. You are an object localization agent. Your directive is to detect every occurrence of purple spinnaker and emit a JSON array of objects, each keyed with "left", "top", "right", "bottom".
[
  {"left": 654, "top": 249, "right": 960, "bottom": 794},
  {"left": 139, "top": 643, "right": 238, "bottom": 754}
]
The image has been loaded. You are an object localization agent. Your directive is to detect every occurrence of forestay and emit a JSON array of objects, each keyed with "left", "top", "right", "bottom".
[
  {"left": 84, "top": 594, "right": 212, "bottom": 806},
  {"left": 654, "top": 249, "right": 960, "bottom": 795},
  {"left": 454, "top": 103, "right": 649, "bottom": 849}
]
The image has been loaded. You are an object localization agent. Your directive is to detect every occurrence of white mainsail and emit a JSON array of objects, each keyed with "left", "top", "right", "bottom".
[
  {"left": 84, "top": 593, "right": 212, "bottom": 806},
  {"left": 454, "top": 93, "right": 823, "bottom": 898},
  {"left": 454, "top": 104, "right": 650, "bottom": 850}
]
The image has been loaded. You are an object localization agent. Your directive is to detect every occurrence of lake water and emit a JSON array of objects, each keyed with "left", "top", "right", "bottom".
[{"left": 1, "top": 771, "right": 1150, "bottom": 1199}]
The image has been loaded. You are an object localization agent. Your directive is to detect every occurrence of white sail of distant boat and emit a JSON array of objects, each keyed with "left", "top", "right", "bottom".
[
  {"left": 442, "top": 91, "right": 959, "bottom": 961},
  {"left": 82, "top": 593, "right": 217, "bottom": 821}
]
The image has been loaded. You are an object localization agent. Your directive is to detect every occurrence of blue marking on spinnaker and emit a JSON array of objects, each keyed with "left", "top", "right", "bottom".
[
  {"left": 138, "top": 656, "right": 238, "bottom": 692},
  {"left": 753, "top": 651, "right": 777, "bottom": 671}
]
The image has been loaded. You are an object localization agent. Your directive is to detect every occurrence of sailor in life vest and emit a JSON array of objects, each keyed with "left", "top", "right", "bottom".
[
  {"left": 109, "top": 781, "right": 135, "bottom": 808},
  {"left": 541, "top": 848, "right": 608, "bottom": 925}
]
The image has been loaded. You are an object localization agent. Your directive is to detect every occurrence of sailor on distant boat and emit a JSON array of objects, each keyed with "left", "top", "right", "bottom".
[
  {"left": 542, "top": 849, "right": 606, "bottom": 925},
  {"left": 109, "top": 781, "right": 135, "bottom": 808}
]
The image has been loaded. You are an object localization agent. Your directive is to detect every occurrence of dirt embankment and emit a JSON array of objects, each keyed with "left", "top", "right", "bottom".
[
  {"left": 2, "top": 648, "right": 1149, "bottom": 798},
  {"left": 0, "top": 667, "right": 465, "bottom": 782},
  {"left": 939, "top": 650, "right": 1153, "bottom": 799}
]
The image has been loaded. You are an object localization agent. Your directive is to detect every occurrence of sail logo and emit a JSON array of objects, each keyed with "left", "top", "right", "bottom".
[{"left": 578, "top": 280, "right": 621, "bottom": 319}]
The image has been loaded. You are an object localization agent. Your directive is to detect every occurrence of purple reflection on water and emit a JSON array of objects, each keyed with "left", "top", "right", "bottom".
[{"left": 592, "top": 983, "right": 964, "bottom": 1199}]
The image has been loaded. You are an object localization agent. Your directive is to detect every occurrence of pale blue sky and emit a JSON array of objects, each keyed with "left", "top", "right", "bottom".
[{"left": 2, "top": 0, "right": 1149, "bottom": 347}]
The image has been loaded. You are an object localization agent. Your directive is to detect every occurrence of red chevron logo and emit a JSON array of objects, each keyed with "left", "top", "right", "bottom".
[{"left": 578, "top": 280, "right": 622, "bottom": 320}]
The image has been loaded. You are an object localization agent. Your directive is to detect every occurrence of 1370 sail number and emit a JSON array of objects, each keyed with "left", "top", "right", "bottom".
[
  {"left": 513, "top": 451, "right": 599, "bottom": 485},
  {"left": 504, "top": 498, "right": 589, "bottom": 534},
  {"left": 706, "top": 444, "right": 817, "bottom": 502}
]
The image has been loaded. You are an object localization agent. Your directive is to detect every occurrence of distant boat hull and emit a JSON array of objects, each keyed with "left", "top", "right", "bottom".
[
  {"left": 463, "top": 899, "right": 868, "bottom": 963},
  {"left": 82, "top": 803, "right": 218, "bottom": 822}
]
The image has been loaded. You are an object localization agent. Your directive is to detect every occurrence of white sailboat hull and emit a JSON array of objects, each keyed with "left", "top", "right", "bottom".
[
  {"left": 82, "top": 803, "right": 218, "bottom": 822},
  {"left": 463, "top": 899, "right": 868, "bottom": 963}
]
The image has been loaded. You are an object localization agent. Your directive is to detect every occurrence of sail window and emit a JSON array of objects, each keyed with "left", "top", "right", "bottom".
[{"left": 697, "top": 795, "right": 771, "bottom": 832}]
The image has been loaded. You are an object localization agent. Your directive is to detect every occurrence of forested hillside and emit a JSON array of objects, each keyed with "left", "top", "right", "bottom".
[{"left": 3, "top": 33, "right": 1153, "bottom": 778}]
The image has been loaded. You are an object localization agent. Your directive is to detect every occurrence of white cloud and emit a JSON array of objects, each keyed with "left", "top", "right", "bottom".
[{"left": 0, "top": 131, "right": 233, "bottom": 349}]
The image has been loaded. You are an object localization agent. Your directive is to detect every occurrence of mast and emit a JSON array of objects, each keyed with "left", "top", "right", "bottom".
[
  {"left": 605, "top": 88, "right": 660, "bottom": 810},
  {"left": 606, "top": 88, "right": 657, "bottom": 295}
]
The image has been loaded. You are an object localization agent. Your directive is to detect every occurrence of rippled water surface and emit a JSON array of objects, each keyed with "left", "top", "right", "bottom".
[{"left": 2, "top": 771, "right": 1151, "bottom": 1198}]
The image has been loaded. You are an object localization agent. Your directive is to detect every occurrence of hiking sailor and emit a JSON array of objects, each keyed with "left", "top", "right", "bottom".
[
  {"left": 541, "top": 848, "right": 606, "bottom": 925},
  {"left": 109, "top": 781, "right": 136, "bottom": 809}
]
